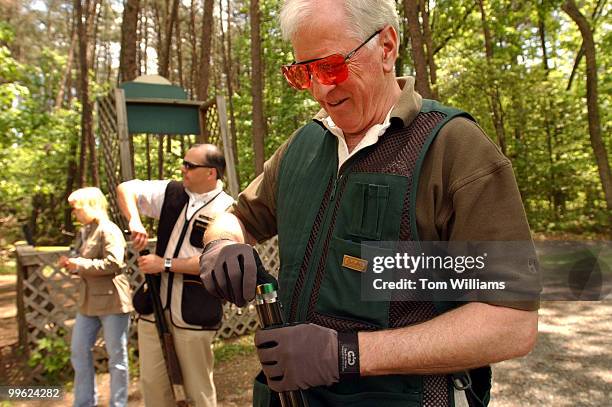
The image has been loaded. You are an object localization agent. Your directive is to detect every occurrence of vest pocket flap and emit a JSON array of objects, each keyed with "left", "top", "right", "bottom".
[
  {"left": 348, "top": 182, "right": 389, "bottom": 240},
  {"left": 336, "top": 173, "right": 407, "bottom": 242},
  {"left": 189, "top": 219, "right": 207, "bottom": 248},
  {"left": 180, "top": 277, "right": 223, "bottom": 328}
]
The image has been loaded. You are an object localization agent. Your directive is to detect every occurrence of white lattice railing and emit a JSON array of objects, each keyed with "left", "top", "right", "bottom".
[{"left": 14, "top": 238, "right": 279, "bottom": 380}]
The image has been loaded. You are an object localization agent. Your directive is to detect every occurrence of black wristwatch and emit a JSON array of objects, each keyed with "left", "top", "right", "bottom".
[{"left": 164, "top": 257, "right": 172, "bottom": 272}]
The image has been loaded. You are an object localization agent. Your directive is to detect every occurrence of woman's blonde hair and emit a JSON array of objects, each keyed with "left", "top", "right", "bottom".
[{"left": 68, "top": 187, "right": 109, "bottom": 220}]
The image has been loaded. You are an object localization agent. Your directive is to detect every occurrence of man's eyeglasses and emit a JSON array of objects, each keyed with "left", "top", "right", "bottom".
[
  {"left": 281, "top": 29, "right": 383, "bottom": 91},
  {"left": 182, "top": 160, "right": 211, "bottom": 170}
]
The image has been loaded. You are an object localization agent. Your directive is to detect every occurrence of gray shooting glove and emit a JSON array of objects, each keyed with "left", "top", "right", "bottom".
[
  {"left": 199, "top": 239, "right": 257, "bottom": 307},
  {"left": 255, "top": 323, "right": 360, "bottom": 392}
]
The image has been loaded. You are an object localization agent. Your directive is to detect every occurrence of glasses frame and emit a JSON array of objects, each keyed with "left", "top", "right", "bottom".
[
  {"left": 281, "top": 29, "right": 383, "bottom": 90},
  {"left": 182, "top": 159, "right": 212, "bottom": 170}
]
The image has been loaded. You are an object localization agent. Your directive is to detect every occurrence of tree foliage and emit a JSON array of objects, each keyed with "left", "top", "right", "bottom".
[{"left": 0, "top": 0, "right": 610, "bottom": 246}]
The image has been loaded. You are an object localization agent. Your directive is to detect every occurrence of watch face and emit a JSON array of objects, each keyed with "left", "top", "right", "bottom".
[{"left": 165, "top": 258, "right": 172, "bottom": 268}]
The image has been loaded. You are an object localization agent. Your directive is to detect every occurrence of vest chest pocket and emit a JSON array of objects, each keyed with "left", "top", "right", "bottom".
[
  {"left": 336, "top": 173, "right": 407, "bottom": 243},
  {"left": 180, "top": 275, "right": 223, "bottom": 328},
  {"left": 189, "top": 218, "right": 209, "bottom": 248},
  {"left": 348, "top": 182, "right": 389, "bottom": 240}
]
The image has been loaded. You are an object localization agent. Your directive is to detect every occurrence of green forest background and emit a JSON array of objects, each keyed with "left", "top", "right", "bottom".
[{"left": 0, "top": 0, "right": 610, "bottom": 252}]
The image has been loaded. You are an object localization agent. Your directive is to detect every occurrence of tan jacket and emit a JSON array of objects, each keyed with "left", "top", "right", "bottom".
[{"left": 72, "top": 219, "right": 133, "bottom": 316}]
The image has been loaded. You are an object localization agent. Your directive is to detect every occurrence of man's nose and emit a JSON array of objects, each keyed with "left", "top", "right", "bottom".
[{"left": 310, "top": 76, "right": 336, "bottom": 100}]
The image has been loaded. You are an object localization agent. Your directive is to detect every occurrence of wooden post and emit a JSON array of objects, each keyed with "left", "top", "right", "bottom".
[
  {"left": 15, "top": 244, "right": 35, "bottom": 351},
  {"left": 115, "top": 88, "right": 135, "bottom": 181},
  {"left": 216, "top": 95, "right": 240, "bottom": 198}
]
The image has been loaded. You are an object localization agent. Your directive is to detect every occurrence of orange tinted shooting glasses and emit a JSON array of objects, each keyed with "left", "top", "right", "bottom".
[{"left": 281, "top": 29, "right": 382, "bottom": 90}]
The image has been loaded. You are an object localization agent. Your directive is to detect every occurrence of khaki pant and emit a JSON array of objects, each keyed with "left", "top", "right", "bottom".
[{"left": 138, "top": 315, "right": 217, "bottom": 407}]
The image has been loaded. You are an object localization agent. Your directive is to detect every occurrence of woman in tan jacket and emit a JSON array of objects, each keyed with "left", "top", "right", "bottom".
[{"left": 58, "top": 187, "right": 132, "bottom": 407}]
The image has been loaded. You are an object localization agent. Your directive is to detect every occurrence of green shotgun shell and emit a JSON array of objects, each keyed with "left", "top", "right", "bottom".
[{"left": 256, "top": 283, "right": 275, "bottom": 295}]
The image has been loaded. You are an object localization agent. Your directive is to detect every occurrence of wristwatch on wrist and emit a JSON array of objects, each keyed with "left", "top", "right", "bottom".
[{"left": 164, "top": 257, "right": 172, "bottom": 272}]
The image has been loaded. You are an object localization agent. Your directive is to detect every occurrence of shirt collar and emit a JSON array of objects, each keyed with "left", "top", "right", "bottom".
[
  {"left": 312, "top": 76, "right": 422, "bottom": 130},
  {"left": 320, "top": 107, "right": 394, "bottom": 144},
  {"left": 185, "top": 180, "right": 224, "bottom": 203}
]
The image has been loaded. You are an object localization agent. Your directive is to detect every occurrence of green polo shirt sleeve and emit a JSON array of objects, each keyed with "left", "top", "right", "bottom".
[
  {"left": 230, "top": 130, "right": 299, "bottom": 243},
  {"left": 416, "top": 117, "right": 539, "bottom": 311}
]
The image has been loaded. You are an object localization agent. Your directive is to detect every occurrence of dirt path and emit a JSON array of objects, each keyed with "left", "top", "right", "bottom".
[
  {"left": 491, "top": 301, "right": 612, "bottom": 406},
  {"left": 1, "top": 275, "right": 610, "bottom": 406}
]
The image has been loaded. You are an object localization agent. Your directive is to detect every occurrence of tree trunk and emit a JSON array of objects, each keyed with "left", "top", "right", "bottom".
[
  {"left": 63, "top": 133, "right": 79, "bottom": 232},
  {"left": 139, "top": 0, "right": 149, "bottom": 75},
  {"left": 537, "top": 5, "right": 549, "bottom": 73},
  {"left": 75, "top": 0, "right": 99, "bottom": 186},
  {"left": 88, "top": 0, "right": 100, "bottom": 186},
  {"left": 219, "top": 0, "right": 239, "bottom": 185},
  {"left": 565, "top": 0, "right": 604, "bottom": 90},
  {"left": 477, "top": 0, "right": 507, "bottom": 155},
  {"left": 197, "top": 0, "right": 215, "bottom": 100},
  {"left": 563, "top": 0, "right": 612, "bottom": 213},
  {"left": 158, "top": 135, "right": 164, "bottom": 179},
  {"left": 152, "top": 2, "right": 163, "bottom": 76},
  {"left": 250, "top": 0, "right": 265, "bottom": 175},
  {"left": 159, "top": 0, "right": 179, "bottom": 79},
  {"left": 55, "top": 14, "right": 77, "bottom": 109},
  {"left": 188, "top": 0, "right": 198, "bottom": 96},
  {"left": 395, "top": 1, "right": 406, "bottom": 77},
  {"left": 89, "top": 0, "right": 101, "bottom": 79},
  {"left": 538, "top": 6, "right": 557, "bottom": 218},
  {"left": 146, "top": 134, "right": 152, "bottom": 180},
  {"left": 419, "top": 0, "right": 437, "bottom": 98},
  {"left": 175, "top": 2, "right": 184, "bottom": 87},
  {"left": 404, "top": 0, "right": 432, "bottom": 98},
  {"left": 119, "top": 0, "right": 140, "bottom": 82}
]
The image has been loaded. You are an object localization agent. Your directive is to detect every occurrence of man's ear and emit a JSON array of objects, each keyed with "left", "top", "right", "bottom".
[{"left": 381, "top": 25, "right": 399, "bottom": 74}]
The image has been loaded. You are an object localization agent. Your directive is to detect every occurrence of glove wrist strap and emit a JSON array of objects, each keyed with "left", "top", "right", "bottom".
[{"left": 338, "top": 332, "right": 360, "bottom": 381}]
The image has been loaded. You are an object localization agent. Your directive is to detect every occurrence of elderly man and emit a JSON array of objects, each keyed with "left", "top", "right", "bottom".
[
  {"left": 200, "top": 1, "right": 538, "bottom": 406},
  {"left": 117, "top": 144, "right": 233, "bottom": 407}
]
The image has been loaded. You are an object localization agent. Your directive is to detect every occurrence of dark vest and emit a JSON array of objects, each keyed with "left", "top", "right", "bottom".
[
  {"left": 134, "top": 181, "right": 225, "bottom": 330},
  {"left": 156, "top": 181, "right": 190, "bottom": 257},
  {"left": 254, "top": 100, "right": 491, "bottom": 407}
]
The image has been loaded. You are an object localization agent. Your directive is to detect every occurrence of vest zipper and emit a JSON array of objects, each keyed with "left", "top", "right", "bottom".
[
  {"left": 330, "top": 174, "right": 344, "bottom": 201},
  {"left": 295, "top": 159, "right": 356, "bottom": 322},
  {"left": 295, "top": 174, "right": 339, "bottom": 322},
  {"left": 287, "top": 176, "right": 334, "bottom": 322}
]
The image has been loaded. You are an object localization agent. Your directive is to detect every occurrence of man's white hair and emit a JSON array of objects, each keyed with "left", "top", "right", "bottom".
[{"left": 279, "top": 0, "right": 399, "bottom": 45}]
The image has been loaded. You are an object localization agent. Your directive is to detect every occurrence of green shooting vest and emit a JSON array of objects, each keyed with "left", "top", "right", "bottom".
[{"left": 253, "top": 100, "right": 492, "bottom": 407}]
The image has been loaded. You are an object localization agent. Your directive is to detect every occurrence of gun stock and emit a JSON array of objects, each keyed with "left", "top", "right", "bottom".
[{"left": 140, "top": 250, "right": 191, "bottom": 407}]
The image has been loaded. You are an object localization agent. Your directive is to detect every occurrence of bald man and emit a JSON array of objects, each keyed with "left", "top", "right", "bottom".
[{"left": 117, "top": 144, "right": 233, "bottom": 407}]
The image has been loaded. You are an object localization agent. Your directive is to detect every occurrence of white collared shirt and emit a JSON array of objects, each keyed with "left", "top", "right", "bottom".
[
  {"left": 124, "top": 179, "right": 225, "bottom": 220},
  {"left": 317, "top": 107, "right": 394, "bottom": 171}
]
